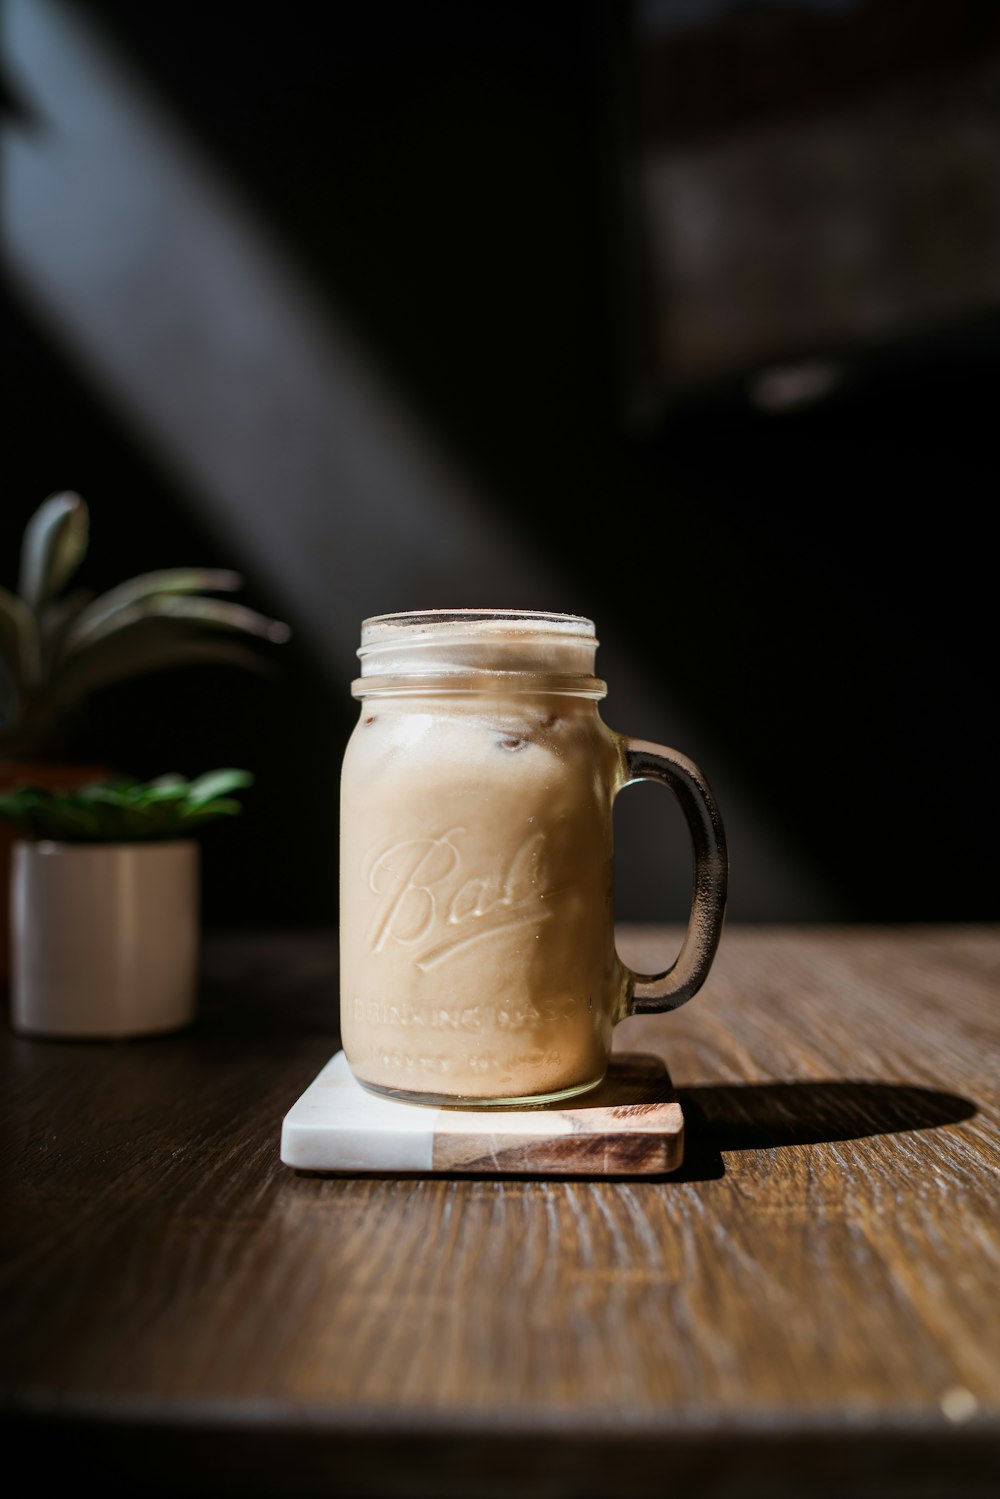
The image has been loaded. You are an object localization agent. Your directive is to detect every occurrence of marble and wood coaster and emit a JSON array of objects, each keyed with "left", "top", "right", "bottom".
[{"left": 280, "top": 1049, "right": 684, "bottom": 1177}]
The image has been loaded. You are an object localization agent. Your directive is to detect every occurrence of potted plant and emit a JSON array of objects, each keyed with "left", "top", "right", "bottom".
[
  {"left": 0, "top": 490, "right": 289, "bottom": 971},
  {"left": 0, "top": 770, "right": 252, "bottom": 1038}
]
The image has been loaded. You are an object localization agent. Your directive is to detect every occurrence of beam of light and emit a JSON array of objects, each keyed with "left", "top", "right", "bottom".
[
  {"left": 3, "top": 0, "right": 557, "bottom": 680},
  {"left": 1, "top": 0, "right": 835, "bottom": 917}
]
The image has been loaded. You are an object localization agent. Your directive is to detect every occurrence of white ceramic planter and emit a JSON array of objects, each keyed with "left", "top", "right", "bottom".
[{"left": 10, "top": 840, "right": 200, "bottom": 1039}]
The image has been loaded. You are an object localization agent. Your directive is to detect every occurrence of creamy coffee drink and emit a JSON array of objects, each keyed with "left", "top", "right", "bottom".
[{"left": 339, "top": 611, "right": 728, "bottom": 1106}]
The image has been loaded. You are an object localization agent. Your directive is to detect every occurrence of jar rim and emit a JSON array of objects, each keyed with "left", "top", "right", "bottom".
[{"left": 361, "top": 609, "right": 596, "bottom": 640}]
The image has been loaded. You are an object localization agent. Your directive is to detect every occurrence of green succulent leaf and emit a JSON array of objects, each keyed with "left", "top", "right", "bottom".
[
  {"left": 148, "top": 595, "right": 290, "bottom": 643},
  {"left": 78, "top": 777, "right": 142, "bottom": 798},
  {"left": 139, "top": 776, "right": 191, "bottom": 803},
  {"left": 4, "top": 493, "right": 289, "bottom": 760},
  {"left": 64, "top": 569, "right": 245, "bottom": 652},
  {"left": 18, "top": 492, "right": 90, "bottom": 611},
  {"left": 32, "top": 798, "right": 101, "bottom": 841},
  {"left": 38, "top": 588, "right": 97, "bottom": 672},
  {"left": 63, "top": 593, "right": 290, "bottom": 658},
  {"left": 0, "top": 771, "right": 253, "bottom": 842},
  {"left": 46, "top": 623, "right": 275, "bottom": 717},
  {"left": 0, "top": 585, "right": 40, "bottom": 689},
  {"left": 186, "top": 768, "right": 254, "bottom": 805}
]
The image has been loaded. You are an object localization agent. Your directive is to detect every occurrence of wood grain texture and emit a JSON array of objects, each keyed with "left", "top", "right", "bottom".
[
  {"left": 1, "top": 926, "right": 998, "bottom": 1498},
  {"left": 431, "top": 1051, "right": 683, "bottom": 1174}
]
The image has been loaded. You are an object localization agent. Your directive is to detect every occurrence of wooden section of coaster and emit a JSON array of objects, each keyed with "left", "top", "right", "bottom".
[{"left": 280, "top": 1050, "right": 683, "bottom": 1177}]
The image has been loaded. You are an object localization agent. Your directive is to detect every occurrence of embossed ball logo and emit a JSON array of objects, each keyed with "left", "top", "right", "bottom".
[{"left": 365, "top": 827, "right": 561, "bottom": 971}]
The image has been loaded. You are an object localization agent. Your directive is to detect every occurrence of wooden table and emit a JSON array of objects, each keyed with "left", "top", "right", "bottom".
[{"left": 2, "top": 926, "right": 998, "bottom": 1497}]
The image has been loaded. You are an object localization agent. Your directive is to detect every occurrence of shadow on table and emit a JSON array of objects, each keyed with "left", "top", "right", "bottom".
[
  {"left": 672, "top": 1079, "right": 978, "bottom": 1182},
  {"left": 193, "top": 945, "right": 978, "bottom": 1186}
]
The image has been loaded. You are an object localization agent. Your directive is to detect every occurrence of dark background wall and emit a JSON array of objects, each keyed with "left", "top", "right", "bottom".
[{"left": 3, "top": 0, "right": 997, "bottom": 927}]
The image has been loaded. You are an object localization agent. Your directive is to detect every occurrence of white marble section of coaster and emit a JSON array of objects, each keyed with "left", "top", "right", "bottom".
[{"left": 280, "top": 1050, "right": 440, "bottom": 1172}]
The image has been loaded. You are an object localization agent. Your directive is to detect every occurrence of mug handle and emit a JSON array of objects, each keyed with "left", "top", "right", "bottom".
[{"left": 616, "top": 738, "right": 729, "bottom": 1016}]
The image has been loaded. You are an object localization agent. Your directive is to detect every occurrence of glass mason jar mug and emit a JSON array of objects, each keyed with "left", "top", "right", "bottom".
[{"left": 340, "top": 610, "right": 728, "bottom": 1107}]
